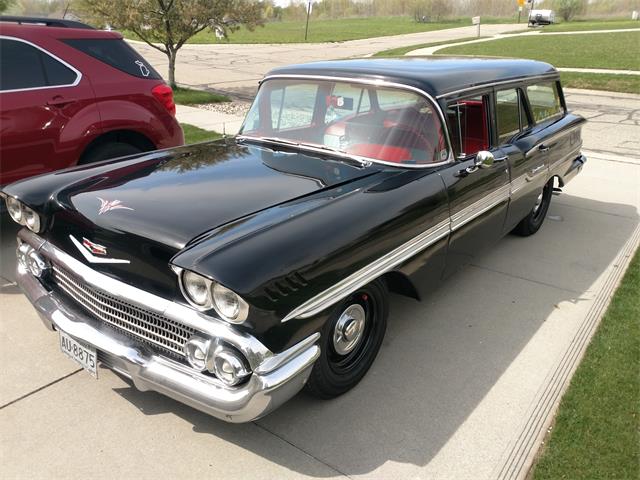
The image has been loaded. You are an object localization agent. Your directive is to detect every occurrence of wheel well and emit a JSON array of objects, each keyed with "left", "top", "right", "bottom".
[
  {"left": 554, "top": 174, "right": 565, "bottom": 188},
  {"left": 381, "top": 271, "right": 420, "bottom": 301},
  {"left": 79, "top": 130, "right": 156, "bottom": 164}
]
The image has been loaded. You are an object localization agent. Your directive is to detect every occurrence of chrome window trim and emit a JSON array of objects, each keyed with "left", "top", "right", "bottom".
[
  {"left": 437, "top": 73, "right": 560, "bottom": 100},
  {"left": 282, "top": 218, "right": 451, "bottom": 322},
  {"left": 0, "top": 35, "right": 82, "bottom": 93},
  {"left": 254, "top": 74, "right": 455, "bottom": 169}
]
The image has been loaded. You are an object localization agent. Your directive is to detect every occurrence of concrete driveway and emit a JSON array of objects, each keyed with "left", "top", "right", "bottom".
[
  {"left": 130, "top": 23, "right": 524, "bottom": 98},
  {"left": 0, "top": 89, "right": 638, "bottom": 479}
]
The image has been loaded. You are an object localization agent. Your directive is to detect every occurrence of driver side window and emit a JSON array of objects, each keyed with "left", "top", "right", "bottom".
[{"left": 446, "top": 94, "right": 490, "bottom": 158}]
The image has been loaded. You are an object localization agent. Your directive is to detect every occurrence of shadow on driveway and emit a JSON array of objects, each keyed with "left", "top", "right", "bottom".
[{"left": 101, "top": 193, "right": 638, "bottom": 477}]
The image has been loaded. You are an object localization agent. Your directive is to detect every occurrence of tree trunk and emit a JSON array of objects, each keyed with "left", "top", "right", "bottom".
[{"left": 166, "top": 49, "right": 177, "bottom": 89}]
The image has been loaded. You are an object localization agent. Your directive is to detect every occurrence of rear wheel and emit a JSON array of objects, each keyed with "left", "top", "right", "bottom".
[
  {"left": 305, "top": 279, "right": 388, "bottom": 399},
  {"left": 80, "top": 142, "right": 144, "bottom": 164},
  {"left": 512, "top": 178, "right": 554, "bottom": 236}
]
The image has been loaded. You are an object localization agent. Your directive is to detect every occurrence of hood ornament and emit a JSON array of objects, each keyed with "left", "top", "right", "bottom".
[{"left": 98, "top": 197, "right": 133, "bottom": 215}]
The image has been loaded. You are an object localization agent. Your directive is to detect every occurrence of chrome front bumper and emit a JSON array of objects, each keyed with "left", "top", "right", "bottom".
[{"left": 16, "top": 230, "right": 320, "bottom": 423}]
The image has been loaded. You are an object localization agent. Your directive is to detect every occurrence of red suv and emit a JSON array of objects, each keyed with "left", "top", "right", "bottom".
[{"left": 0, "top": 17, "right": 183, "bottom": 186}]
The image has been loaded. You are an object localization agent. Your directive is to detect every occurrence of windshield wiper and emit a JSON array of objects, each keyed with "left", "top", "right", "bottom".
[{"left": 237, "top": 135, "right": 370, "bottom": 168}]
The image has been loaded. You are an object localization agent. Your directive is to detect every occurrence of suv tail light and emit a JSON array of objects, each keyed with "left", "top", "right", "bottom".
[{"left": 151, "top": 84, "right": 176, "bottom": 116}]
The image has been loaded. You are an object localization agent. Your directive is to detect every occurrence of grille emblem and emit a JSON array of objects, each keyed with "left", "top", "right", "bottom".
[
  {"left": 97, "top": 197, "right": 133, "bottom": 215},
  {"left": 82, "top": 237, "right": 107, "bottom": 256},
  {"left": 70, "top": 235, "right": 130, "bottom": 264}
]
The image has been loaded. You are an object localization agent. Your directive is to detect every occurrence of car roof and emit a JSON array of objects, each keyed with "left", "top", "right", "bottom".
[
  {"left": 266, "top": 57, "right": 558, "bottom": 99},
  {"left": 0, "top": 22, "right": 122, "bottom": 40}
]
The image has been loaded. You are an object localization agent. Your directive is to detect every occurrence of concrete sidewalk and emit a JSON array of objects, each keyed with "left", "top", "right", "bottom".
[
  {"left": 176, "top": 104, "right": 244, "bottom": 135},
  {"left": 1, "top": 89, "right": 638, "bottom": 480}
]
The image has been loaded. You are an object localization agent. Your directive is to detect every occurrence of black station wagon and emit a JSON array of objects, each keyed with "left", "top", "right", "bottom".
[{"left": 2, "top": 58, "right": 586, "bottom": 422}]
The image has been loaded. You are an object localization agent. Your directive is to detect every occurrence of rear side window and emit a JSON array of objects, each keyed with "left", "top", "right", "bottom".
[
  {"left": 63, "top": 38, "right": 161, "bottom": 79},
  {"left": 0, "top": 38, "right": 78, "bottom": 91},
  {"left": 496, "top": 88, "right": 530, "bottom": 144},
  {"left": 526, "top": 82, "right": 563, "bottom": 124}
]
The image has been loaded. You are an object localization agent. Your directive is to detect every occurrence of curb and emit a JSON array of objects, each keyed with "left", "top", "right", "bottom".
[{"left": 494, "top": 221, "right": 640, "bottom": 480}]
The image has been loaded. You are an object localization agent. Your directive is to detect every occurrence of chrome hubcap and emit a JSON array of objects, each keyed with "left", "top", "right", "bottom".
[
  {"left": 333, "top": 304, "right": 366, "bottom": 355},
  {"left": 533, "top": 192, "right": 544, "bottom": 214}
]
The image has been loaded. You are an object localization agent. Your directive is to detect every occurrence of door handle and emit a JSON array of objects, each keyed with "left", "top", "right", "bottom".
[
  {"left": 47, "top": 96, "right": 76, "bottom": 107},
  {"left": 538, "top": 144, "right": 550, "bottom": 152}
]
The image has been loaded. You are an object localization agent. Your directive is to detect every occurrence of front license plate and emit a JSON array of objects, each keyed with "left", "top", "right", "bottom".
[{"left": 59, "top": 330, "right": 97, "bottom": 378}]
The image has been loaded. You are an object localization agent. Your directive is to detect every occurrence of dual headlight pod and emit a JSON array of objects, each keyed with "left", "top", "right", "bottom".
[
  {"left": 179, "top": 269, "right": 249, "bottom": 324},
  {"left": 183, "top": 336, "right": 250, "bottom": 386},
  {"left": 5, "top": 196, "right": 41, "bottom": 233}
]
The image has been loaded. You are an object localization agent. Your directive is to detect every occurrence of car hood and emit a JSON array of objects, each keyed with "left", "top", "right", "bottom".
[{"left": 60, "top": 140, "right": 378, "bottom": 249}]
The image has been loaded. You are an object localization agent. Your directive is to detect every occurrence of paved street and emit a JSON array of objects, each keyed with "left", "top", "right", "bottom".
[
  {"left": 131, "top": 23, "right": 524, "bottom": 98},
  {"left": 1, "top": 86, "right": 638, "bottom": 479}
]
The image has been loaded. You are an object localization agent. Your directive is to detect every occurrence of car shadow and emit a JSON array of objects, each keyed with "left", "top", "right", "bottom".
[
  {"left": 107, "top": 193, "right": 639, "bottom": 477},
  {"left": 0, "top": 214, "right": 21, "bottom": 292}
]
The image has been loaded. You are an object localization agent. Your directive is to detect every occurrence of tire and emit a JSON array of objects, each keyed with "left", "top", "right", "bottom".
[
  {"left": 80, "top": 142, "right": 144, "bottom": 164},
  {"left": 305, "top": 278, "right": 388, "bottom": 399},
  {"left": 512, "top": 178, "right": 554, "bottom": 237}
]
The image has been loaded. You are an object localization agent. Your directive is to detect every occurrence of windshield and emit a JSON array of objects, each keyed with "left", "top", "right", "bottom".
[{"left": 239, "top": 79, "right": 450, "bottom": 166}]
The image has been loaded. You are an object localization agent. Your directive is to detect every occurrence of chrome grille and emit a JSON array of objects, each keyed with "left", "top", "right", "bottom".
[{"left": 51, "top": 264, "right": 196, "bottom": 358}]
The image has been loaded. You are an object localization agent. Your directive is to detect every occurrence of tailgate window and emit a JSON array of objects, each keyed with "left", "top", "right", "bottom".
[{"left": 63, "top": 38, "right": 161, "bottom": 79}]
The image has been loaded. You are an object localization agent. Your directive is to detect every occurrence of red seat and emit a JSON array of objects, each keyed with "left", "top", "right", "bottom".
[{"left": 346, "top": 144, "right": 412, "bottom": 163}]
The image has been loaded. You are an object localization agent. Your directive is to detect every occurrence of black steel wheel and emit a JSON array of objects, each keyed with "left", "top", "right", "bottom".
[
  {"left": 512, "top": 178, "right": 554, "bottom": 236},
  {"left": 305, "top": 278, "right": 388, "bottom": 399}
]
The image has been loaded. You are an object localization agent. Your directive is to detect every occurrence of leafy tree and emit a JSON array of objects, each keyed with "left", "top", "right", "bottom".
[
  {"left": 77, "top": 0, "right": 263, "bottom": 87},
  {"left": 553, "top": 0, "right": 587, "bottom": 21},
  {"left": 0, "top": 0, "right": 15, "bottom": 13}
]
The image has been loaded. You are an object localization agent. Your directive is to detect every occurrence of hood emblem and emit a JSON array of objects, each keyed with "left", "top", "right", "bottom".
[
  {"left": 98, "top": 197, "right": 133, "bottom": 215},
  {"left": 70, "top": 235, "right": 130, "bottom": 264},
  {"left": 82, "top": 237, "right": 107, "bottom": 256}
]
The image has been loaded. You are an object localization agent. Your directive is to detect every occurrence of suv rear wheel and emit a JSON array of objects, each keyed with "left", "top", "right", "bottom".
[{"left": 80, "top": 142, "right": 143, "bottom": 164}]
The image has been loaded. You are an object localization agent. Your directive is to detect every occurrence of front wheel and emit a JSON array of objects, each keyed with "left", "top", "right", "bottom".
[
  {"left": 305, "top": 278, "right": 388, "bottom": 399},
  {"left": 512, "top": 178, "right": 554, "bottom": 236}
]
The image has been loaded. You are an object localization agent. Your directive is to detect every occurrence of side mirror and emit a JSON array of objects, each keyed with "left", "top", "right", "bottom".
[{"left": 475, "top": 151, "right": 494, "bottom": 169}]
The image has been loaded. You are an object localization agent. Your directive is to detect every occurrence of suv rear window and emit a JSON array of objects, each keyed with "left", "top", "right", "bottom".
[{"left": 63, "top": 38, "right": 161, "bottom": 79}]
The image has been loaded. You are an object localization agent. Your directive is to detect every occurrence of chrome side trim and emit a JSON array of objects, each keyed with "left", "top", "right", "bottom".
[
  {"left": 450, "top": 183, "right": 511, "bottom": 231},
  {"left": 281, "top": 218, "right": 451, "bottom": 322},
  {"left": 511, "top": 174, "right": 529, "bottom": 195},
  {"left": 0, "top": 35, "right": 82, "bottom": 93},
  {"left": 549, "top": 146, "right": 582, "bottom": 172},
  {"left": 258, "top": 74, "right": 455, "bottom": 169}
]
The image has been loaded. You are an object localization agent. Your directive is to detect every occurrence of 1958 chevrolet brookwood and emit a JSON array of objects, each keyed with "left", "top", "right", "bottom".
[{"left": 2, "top": 58, "right": 586, "bottom": 422}]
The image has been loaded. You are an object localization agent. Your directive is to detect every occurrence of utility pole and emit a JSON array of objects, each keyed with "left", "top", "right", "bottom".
[{"left": 304, "top": 1, "right": 312, "bottom": 41}]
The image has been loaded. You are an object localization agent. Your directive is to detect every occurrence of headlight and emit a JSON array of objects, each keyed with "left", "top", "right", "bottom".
[
  {"left": 182, "top": 270, "right": 213, "bottom": 308},
  {"left": 211, "top": 348, "right": 250, "bottom": 386},
  {"left": 4, "top": 196, "right": 42, "bottom": 232},
  {"left": 6, "top": 197, "right": 23, "bottom": 224},
  {"left": 212, "top": 283, "right": 243, "bottom": 322},
  {"left": 23, "top": 206, "right": 41, "bottom": 233},
  {"left": 178, "top": 269, "right": 249, "bottom": 323}
]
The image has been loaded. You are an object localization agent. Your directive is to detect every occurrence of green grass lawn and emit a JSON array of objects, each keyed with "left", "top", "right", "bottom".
[
  {"left": 181, "top": 124, "right": 222, "bottom": 144},
  {"left": 531, "top": 248, "right": 640, "bottom": 479},
  {"left": 560, "top": 72, "right": 640, "bottom": 94},
  {"left": 438, "top": 31, "right": 640, "bottom": 70},
  {"left": 373, "top": 36, "right": 484, "bottom": 57},
  {"left": 127, "top": 16, "right": 515, "bottom": 44},
  {"left": 541, "top": 19, "right": 640, "bottom": 32},
  {"left": 173, "top": 87, "right": 229, "bottom": 105}
]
